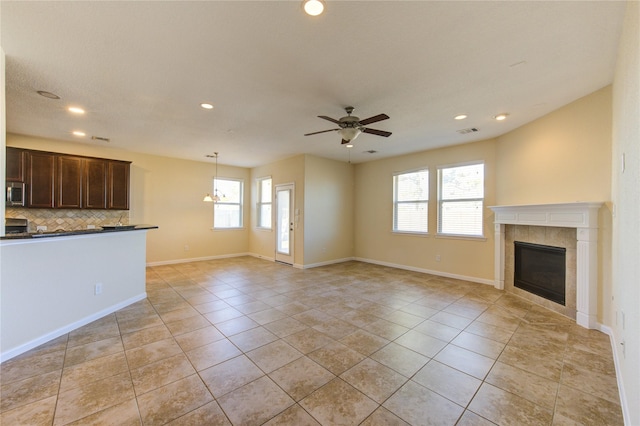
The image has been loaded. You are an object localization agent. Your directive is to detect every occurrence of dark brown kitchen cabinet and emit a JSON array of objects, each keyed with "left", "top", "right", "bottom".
[
  {"left": 84, "top": 159, "right": 108, "bottom": 209},
  {"left": 57, "top": 156, "right": 83, "bottom": 208},
  {"left": 6, "top": 147, "right": 26, "bottom": 182},
  {"left": 108, "top": 161, "right": 130, "bottom": 210},
  {"left": 27, "top": 151, "right": 56, "bottom": 208},
  {"left": 8, "top": 148, "right": 131, "bottom": 210}
]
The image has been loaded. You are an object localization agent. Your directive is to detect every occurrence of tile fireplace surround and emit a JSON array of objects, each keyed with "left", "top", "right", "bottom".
[{"left": 489, "top": 202, "right": 603, "bottom": 329}]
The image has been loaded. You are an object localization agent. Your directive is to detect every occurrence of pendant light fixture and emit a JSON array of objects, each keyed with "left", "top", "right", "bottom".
[{"left": 203, "top": 152, "right": 220, "bottom": 202}]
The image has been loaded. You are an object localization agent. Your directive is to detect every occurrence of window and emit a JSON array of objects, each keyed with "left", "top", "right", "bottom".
[
  {"left": 393, "top": 169, "right": 429, "bottom": 234},
  {"left": 257, "top": 177, "right": 272, "bottom": 229},
  {"left": 437, "top": 162, "right": 484, "bottom": 237},
  {"left": 213, "top": 178, "right": 243, "bottom": 229}
]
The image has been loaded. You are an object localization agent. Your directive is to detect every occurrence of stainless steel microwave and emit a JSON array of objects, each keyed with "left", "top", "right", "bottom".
[{"left": 6, "top": 182, "right": 25, "bottom": 206}]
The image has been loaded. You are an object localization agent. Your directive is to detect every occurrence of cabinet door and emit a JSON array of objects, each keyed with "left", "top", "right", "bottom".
[
  {"left": 108, "top": 161, "right": 130, "bottom": 210},
  {"left": 27, "top": 151, "right": 56, "bottom": 208},
  {"left": 6, "top": 147, "right": 26, "bottom": 182},
  {"left": 84, "top": 159, "right": 108, "bottom": 209},
  {"left": 57, "top": 156, "right": 83, "bottom": 208}
]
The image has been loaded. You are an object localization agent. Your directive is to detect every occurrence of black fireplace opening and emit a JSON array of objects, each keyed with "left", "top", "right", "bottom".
[{"left": 514, "top": 241, "right": 566, "bottom": 305}]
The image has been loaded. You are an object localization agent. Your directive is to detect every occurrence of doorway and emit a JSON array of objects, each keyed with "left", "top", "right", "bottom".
[{"left": 275, "top": 184, "right": 294, "bottom": 265}]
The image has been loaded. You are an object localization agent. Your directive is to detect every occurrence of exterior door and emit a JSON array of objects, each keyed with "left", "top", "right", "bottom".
[{"left": 275, "top": 184, "right": 294, "bottom": 265}]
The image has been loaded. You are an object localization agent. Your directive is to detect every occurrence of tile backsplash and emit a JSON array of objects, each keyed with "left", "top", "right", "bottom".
[{"left": 6, "top": 208, "right": 129, "bottom": 232}]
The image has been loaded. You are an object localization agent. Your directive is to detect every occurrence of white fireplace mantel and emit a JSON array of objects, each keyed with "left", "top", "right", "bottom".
[{"left": 489, "top": 202, "right": 603, "bottom": 329}]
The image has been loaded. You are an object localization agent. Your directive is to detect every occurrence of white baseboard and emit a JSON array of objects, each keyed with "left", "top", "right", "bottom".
[
  {"left": 354, "top": 257, "right": 494, "bottom": 285},
  {"left": 597, "top": 324, "right": 630, "bottom": 425},
  {"left": 147, "top": 253, "right": 251, "bottom": 266},
  {"left": 299, "top": 257, "right": 356, "bottom": 269},
  {"left": 1, "top": 293, "right": 147, "bottom": 363}
]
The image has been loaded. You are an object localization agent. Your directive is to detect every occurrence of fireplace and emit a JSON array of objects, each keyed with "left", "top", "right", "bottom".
[
  {"left": 514, "top": 241, "right": 566, "bottom": 305},
  {"left": 489, "top": 202, "right": 603, "bottom": 329}
]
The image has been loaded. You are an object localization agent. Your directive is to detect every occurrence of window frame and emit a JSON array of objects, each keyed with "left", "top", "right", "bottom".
[
  {"left": 213, "top": 177, "right": 244, "bottom": 230},
  {"left": 392, "top": 167, "right": 430, "bottom": 235},
  {"left": 436, "top": 161, "right": 485, "bottom": 238},
  {"left": 256, "top": 176, "right": 273, "bottom": 230}
]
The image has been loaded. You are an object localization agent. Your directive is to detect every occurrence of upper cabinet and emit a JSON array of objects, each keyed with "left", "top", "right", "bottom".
[
  {"left": 84, "top": 158, "right": 108, "bottom": 209},
  {"left": 6, "top": 147, "right": 26, "bottom": 182},
  {"left": 108, "top": 160, "right": 130, "bottom": 210},
  {"left": 27, "top": 151, "right": 56, "bottom": 208},
  {"left": 57, "top": 155, "right": 84, "bottom": 209},
  {"left": 6, "top": 148, "right": 131, "bottom": 210}
]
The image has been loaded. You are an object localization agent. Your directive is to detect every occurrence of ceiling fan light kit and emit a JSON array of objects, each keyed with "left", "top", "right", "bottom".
[{"left": 305, "top": 106, "right": 391, "bottom": 146}]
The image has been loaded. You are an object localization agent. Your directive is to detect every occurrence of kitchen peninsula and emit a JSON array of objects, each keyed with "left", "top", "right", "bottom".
[{"left": 0, "top": 226, "right": 157, "bottom": 361}]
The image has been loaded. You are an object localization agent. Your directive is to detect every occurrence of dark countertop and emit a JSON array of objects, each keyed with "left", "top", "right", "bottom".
[{"left": 1, "top": 225, "right": 158, "bottom": 240}]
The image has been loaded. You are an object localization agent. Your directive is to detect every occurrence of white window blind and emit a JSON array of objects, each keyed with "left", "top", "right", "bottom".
[
  {"left": 437, "top": 163, "right": 484, "bottom": 236},
  {"left": 257, "top": 177, "right": 272, "bottom": 229},
  {"left": 214, "top": 178, "right": 244, "bottom": 229},
  {"left": 393, "top": 169, "right": 429, "bottom": 233}
]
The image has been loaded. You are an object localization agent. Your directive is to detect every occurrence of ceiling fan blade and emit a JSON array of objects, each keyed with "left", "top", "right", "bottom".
[
  {"left": 304, "top": 128, "right": 339, "bottom": 136},
  {"left": 362, "top": 128, "right": 392, "bottom": 137},
  {"left": 358, "top": 113, "right": 389, "bottom": 126},
  {"left": 318, "top": 115, "right": 342, "bottom": 125}
]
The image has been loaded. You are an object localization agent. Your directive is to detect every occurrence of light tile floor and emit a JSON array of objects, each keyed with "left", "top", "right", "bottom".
[{"left": 0, "top": 257, "right": 624, "bottom": 425}]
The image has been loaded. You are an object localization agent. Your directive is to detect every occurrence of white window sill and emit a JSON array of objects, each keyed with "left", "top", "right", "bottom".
[
  {"left": 436, "top": 233, "right": 487, "bottom": 242},
  {"left": 211, "top": 227, "right": 245, "bottom": 231},
  {"left": 391, "top": 230, "right": 430, "bottom": 238}
]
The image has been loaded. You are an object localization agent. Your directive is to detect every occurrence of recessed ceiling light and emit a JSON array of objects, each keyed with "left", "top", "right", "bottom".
[
  {"left": 454, "top": 114, "right": 468, "bottom": 120},
  {"left": 37, "top": 90, "right": 60, "bottom": 100},
  {"left": 68, "top": 107, "right": 85, "bottom": 114},
  {"left": 303, "top": 0, "right": 325, "bottom": 16},
  {"left": 72, "top": 131, "right": 86, "bottom": 137},
  {"left": 494, "top": 113, "right": 509, "bottom": 121},
  {"left": 200, "top": 103, "right": 214, "bottom": 110}
]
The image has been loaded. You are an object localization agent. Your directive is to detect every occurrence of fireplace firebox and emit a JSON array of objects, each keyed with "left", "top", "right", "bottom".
[{"left": 514, "top": 241, "right": 566, "bottom": 305}]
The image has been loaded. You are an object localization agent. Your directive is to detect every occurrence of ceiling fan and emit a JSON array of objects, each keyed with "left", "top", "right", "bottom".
[{"left": 304, "top": 106, "right": 392, "bottom": 144}]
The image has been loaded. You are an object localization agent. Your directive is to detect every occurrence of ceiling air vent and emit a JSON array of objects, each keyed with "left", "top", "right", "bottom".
[
  {"left": 457, "top": 127, "right": 479, "bottom": 135},
  {"left": 91, "top": 136, "right": 110, "bottom": 142},
  {"left": 364, "top": 150, "right": 378, "bottom": 154}
]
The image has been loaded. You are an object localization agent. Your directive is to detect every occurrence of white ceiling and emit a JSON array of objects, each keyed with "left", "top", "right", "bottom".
[{"left": 1, "top": 1, "right": 626, "bottom": 168}]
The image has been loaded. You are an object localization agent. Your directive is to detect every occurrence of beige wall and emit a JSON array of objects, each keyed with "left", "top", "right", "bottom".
[
  {"left": 496, "top": 86, "right": 612, "bottom": 205},
  {"left": 611, "top": 2, "right": 639, "bottom": 423},
  {"left": 496, "top": 87, "right": 613, "bottom": 326},
  {"left": 354, "top": 139, "right": 497, "bottom": 283},
  {"left": 304, "top": 155, "right": 355, "bottom": 266},
  {"left": 6, "top": 134, "right": 251, "bottom": 264}
]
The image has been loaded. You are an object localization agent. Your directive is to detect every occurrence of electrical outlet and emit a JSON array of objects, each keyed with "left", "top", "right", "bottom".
[
  {"left": 87, "top": 224, "right": 96, "bottom": 229},
  {"left": 95, "top": 283, "right": 103, "bottom": 295},
  {"left": 184, "top": 245, "right": 190, "bottom": 251},
  {"left": 436, "top": 255, "right": 441, "bottom": 262},
  {"left": 622, "top": 311, "right": 626, "bottom": 330},
  {"left": 37, "top": 225, "right": 47, "bottom": 232}
]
